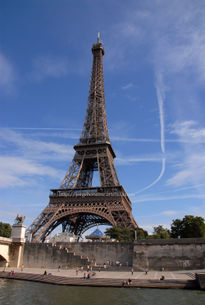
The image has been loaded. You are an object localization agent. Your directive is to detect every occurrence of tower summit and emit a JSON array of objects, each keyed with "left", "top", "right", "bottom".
[
  {"left": 79, "top": 32, "right": 108, "bottom": 145},
  {"left": 27, "top": 36, "right": 137, "bottom": 241}
]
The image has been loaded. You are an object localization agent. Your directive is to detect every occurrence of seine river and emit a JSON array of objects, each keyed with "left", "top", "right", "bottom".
[{"left": 0, "top": 279, "right": 205, "bottom": 305}]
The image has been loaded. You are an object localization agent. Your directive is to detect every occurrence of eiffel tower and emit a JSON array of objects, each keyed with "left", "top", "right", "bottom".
[{"left": 27, "top": 34, "right": 137, "bottom": 242}]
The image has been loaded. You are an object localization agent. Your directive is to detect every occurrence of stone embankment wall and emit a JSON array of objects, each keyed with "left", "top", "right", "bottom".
[
  {"left": 196, "top": 273, "right": 205, "bottom": 290},
  {"left": 133, "top": 238, "right": 205, "bottom": 271},
  {"left": 23, "top": 243, "right": 89, "bottom": 268},
  {"left": 57, "top": 242, "right": 134, "bottom": 266},
  {"left": 23, "top": 238, "right": 205, "bottom": 270},
  {"left": 23, "top": 242, "right": 134, "bottom": 268}
]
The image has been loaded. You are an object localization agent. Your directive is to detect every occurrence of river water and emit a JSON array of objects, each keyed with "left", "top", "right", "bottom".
[{"left": 0, "top": 279, "right": 205, "bottom": 305}]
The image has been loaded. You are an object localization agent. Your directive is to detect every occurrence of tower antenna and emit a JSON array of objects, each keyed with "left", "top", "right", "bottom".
[{"left": 97, "top": 31, "right": 100, "bottom": 43}]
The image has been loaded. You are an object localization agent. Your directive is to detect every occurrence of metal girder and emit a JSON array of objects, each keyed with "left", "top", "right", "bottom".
[{"left": 79, "top": 43, "right": 109, "bottom": 145}]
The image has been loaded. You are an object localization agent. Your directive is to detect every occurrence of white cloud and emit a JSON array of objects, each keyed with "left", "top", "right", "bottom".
[
  {"left": 167, "top": 153, "right": 205, "bottom": 187},
  {"left": 8, "top": 128, "right": 80, "bottom": 142},
  {"left": 116, "top": 154, "right": 163, "bottom": 165},
  {"left": 0, "top": 157, "right": 59, "bottom": 176},
  {"left": 122, "top": 82, "right": 134, "bottom": 90},
  {"left": 0, "top": 129, "right": 74, "bottom": 188},
  {"left": 30, "top": 56, "right": 69, "bottom": 81},
  {"left": 166, "top": 121, "right": 205, "bottom": 187},
  {"left": 137, "top": 222, "right": 171, "bottom": 233},
  {"left": 133, "top": 193, "right": 205, "bottom": 204},
  {"left": 111, "top": 136, "right": 196, "bottom": 144},
  {"left": 161, "top": 210, "right": 178, "bottom": 216},
  {"left": 106, "top": 1, "right": 205, "bottom": 85},
  {"left": 0, "top": 209, "right": 17, "bottom": 220},
  {"left": 0, "top": 128, "right": 74, "bottom": 161},
  {"left": 0, "top": 156, "right": 63, "bottom": 188},
  {"left": 3, "top": 130, "right": 192, "bottom": 144},
  {"left": 105, "top": 1, "right": 205, "bottom": 192},
  {"left": 111, "top": 136, "right": 160, "bottom": 143},
  {"left": 189, "top": 203, "right": 205, "bottom": 219},
  {"left": 12, "top": 127, "right": 80, "bottom": 131},
  {"left": 154, "top": 21, "right": 205, "bottom": 82},
  {"left": 0, "top": 52, "right": 15, "bottom": 93},
  {"left": 170, "top": 121, "right": 205, "bottom": 143}
]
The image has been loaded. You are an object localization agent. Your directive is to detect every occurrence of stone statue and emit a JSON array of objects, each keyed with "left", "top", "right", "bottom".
[{"left": 15, "top": 213, "right": 26, "bottom": 224}]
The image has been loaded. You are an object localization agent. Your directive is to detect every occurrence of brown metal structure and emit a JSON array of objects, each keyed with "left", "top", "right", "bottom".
[{"left": 26, "top": 35, "right": 137, "bottom": 242}]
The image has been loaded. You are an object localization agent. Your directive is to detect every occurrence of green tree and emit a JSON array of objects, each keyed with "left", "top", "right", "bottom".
[
  {"left": 105, "top": 226, "right": 148, "bottom": 242},
  {"left": 171, "top": 215, "right": 205, "bottom": 238},
  {"left": 170, "top": 218, "right": 183, "bottom": 238},
  {"left": 154, "top": 225, "right": 170, "bottom": 239},
  {"left": 0, "top": 222, "right": 12, "bottom": 238},
  {"left": 137, "top": 227, "right": 148, "bottom": 239},
  {"left": 105, "top": 226, "right": 134, "bottom": 242},
  {"left": 148, "top": 225, "right": 170, "bottom": 239}
]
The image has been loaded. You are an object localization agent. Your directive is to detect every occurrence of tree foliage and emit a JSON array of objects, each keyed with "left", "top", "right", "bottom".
[
  {"left": 137, "top": 227, "right": 148, "bottom": 239},
  {"left": 148, "top": 225, "right": 170, "bottom": 239},
  {"left": 154, "top": 225, "right": 170, "bottom": 239},
  {"left": 171, "top": 215, "right": 205, "bottom": 238},
  {"left": 105, "top": 227, "right": 134, "bottom": 242},
  {"left": 0, "top": 222, "right": 12, "bottom": 238},
  {"left": 104, "top": 215, "right": 205, "bottom": 241},
  {"left": 105, "top": 226, "right": 148, "bottom": 242}
]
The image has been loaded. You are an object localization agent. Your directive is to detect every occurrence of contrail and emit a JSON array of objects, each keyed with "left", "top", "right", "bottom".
[
  {"left": 156, "top": 73, "right": 165, "bottom": 155},
  {"left": 133, "top": 72, "right": 166, "bottom": 195},
  {"left": 134, "top": 158, "right": 165, "bottom": 195}
]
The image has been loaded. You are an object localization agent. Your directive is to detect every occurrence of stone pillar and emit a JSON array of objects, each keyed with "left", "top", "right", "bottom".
[
  {"left": 9, "top": 223, "right": 26, "bottom": 267},
  {"left": 11, "top": 223, "right": 26, "bottom": 243},
  {"left": 196, "top": 273, "right": 205, "bottom": 290}
]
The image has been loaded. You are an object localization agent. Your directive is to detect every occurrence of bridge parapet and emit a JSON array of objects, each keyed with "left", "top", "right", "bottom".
[
  {"left": 0, "top": 237, "right": 12, "bottom": 245},
  {"left": 0, "top": 237, "right": 11, "bottom": 266},
  {"left": 0, "top": 223, "right": 26, "bottom": 267}
]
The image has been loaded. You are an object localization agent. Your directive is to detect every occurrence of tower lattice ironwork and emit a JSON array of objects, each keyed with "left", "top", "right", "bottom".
[{"left": 27, "top": 35, "right": 137, "bottom": 242}]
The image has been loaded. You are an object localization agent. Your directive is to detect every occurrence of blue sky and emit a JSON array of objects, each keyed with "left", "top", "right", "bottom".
[{"left": 1, "top": 0, "right": 205, "bottom": 235}]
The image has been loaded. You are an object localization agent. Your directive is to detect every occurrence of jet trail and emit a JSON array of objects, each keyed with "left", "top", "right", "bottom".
[{"left": 134, "top": 73, "right": 166, "bottom": 195}]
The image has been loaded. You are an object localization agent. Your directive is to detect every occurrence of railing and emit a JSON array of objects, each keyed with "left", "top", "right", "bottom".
[{"left": 49, "top": 186, "right": 126, "bottom": 198}]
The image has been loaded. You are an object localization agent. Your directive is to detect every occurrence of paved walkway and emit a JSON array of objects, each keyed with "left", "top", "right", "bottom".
[
  {"left": 1, "top": 268, "right": 204, "bottom": 289},
  {"left": 2, "top": 267, "right": 204, "bottom": 280}
]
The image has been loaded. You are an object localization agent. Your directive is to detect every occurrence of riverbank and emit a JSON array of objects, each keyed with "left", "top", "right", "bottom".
[{"left": 1, "top": 268, "right": 205, "bottom": 289}]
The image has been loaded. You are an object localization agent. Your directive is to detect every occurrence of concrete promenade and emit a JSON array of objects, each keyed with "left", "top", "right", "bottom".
[
  {"left": 1, "top": 267, "right": 201, "bottom": 280},
  {"left": 1, "top": 267, "right": 205, "bottom": 289}
]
